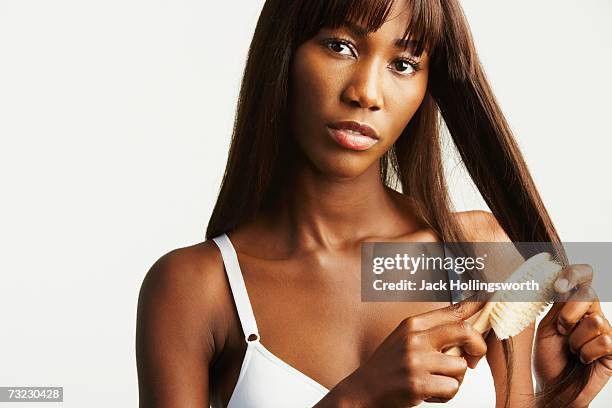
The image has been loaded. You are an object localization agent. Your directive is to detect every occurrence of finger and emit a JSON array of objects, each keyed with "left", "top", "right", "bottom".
[
  {"left": 578, "top": 333, "right": 612, "bottom": 364},
  {"left": 554, "top": 264, "right": 593, "bottom": 295},
  {"left": 569, "top": 313, "right": 609, "bottom": 353},
  {"left": 429, "top": 321, "right": 488, "bottom": 357},
  {"left": 405, "top": 294, "right": 488, "bottom": 332},
  {"left": 421, "top": 375, "right": 460, "bottom": 403},
  {"left": 557, "top": 286, "right": 599, "bottom": 335},
  {"left": 427, "top": 352, "right": 468, "bottom": 382}
]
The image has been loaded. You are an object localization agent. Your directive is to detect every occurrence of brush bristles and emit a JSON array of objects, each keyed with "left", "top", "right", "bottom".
[{"left": 488, "top": 254, "right": 563, "bottom": 340}]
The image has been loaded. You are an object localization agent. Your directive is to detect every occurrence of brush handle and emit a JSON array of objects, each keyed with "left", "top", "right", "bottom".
[{"left": 443, "top": 302, "right": 495, "bottom": 357}]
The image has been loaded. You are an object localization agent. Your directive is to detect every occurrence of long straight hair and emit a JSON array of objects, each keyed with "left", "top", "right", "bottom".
[{"left": 205, "top": 1, "right": 591, "bottom": 406}]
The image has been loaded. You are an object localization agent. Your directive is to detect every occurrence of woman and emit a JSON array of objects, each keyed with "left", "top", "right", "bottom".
[{"left": 136, "top": 0, "right": 611, "bottom": 406}]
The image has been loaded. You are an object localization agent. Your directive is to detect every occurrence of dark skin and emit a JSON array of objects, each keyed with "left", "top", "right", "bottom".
[
  {"left": 136, "top": 1, "right": 610, "bottom": 406},
  {"left": 136, "top": 208, "right": 529, "bottom": 407}
]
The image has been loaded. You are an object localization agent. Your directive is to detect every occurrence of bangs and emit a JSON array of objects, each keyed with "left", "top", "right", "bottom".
[{"left": 295, "top": 0, "right": 445, "bottom": 58}]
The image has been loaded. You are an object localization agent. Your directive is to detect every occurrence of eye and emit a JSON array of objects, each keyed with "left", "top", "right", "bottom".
[
  {"left": 391, "top": 58, "right": 422, "bottom": 76},
  {"left": 322, "top": 38, "right": 356, "bottom": 58},
  {"left": 321, "top": 36, "right": 423, "bottom": 76}
]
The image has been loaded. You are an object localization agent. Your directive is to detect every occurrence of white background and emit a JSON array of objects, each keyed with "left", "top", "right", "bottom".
[{"left": 0, "top": 0, "right": 610, "bottom": 406}]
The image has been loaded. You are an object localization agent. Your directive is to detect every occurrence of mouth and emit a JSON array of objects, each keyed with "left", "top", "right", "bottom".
[{"left": 326, "top": 120, "right": 380, "bottom": 151}]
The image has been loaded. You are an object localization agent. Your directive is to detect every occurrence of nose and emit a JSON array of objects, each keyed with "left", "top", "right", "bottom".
[{"left": 341, "top": 59, "right": 384, "bottom": 111}]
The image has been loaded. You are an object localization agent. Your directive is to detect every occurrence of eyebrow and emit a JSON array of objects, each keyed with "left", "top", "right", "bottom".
[{"left": 342, "top": 21, "right": 417, "bottom": 51}]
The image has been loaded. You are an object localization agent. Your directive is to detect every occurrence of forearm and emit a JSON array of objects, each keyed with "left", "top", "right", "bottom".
[
  {"left": 312, "top": 376, "right": 373, "bottom": 408},
  {"left": 311, "top": 391, "right": 351, "bottom": 408}
]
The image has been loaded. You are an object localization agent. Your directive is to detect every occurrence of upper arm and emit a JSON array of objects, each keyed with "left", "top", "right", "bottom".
[
  {"left": 456, "top": 211, "right": 535, "bottom": 406},
  {"left": 136, "top": 243, "right": 226, "bottom": 408},
  {"left": 486, "top": 322, "right": 535, "bottom": 408}
]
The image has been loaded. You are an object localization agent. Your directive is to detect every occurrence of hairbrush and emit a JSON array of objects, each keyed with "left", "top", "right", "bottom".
[{"left": 445, "top": 252, "right": 563, "bottom": 356}]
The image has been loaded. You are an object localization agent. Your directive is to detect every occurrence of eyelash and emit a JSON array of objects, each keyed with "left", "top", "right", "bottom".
[{"left": 321, "top": 37, "right": 422, "bottom": 75}]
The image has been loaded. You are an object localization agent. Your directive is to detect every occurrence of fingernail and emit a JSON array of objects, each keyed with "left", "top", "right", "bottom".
[
  {"left": 555, "top": 278, "right": 569, "bottom": 292},
  {"left": 557, "top": 323, "right": 568, "bottom": 335},
  {"left": 579, "top": 355, "right": 588, "bottom": 364}
]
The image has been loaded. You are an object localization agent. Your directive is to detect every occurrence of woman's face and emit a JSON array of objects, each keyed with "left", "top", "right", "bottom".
[{"left": 289, "top": 1, "right": 429, "bottom": 179}]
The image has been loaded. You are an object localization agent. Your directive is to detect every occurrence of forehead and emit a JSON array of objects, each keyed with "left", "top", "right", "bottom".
[
  {"left": 363, "top": 8, "right": 410, "bottom": 36},
  {"left": 348, "top": 0, "right": 411, "bottom": 32},
  {"left": 338, "top": 1, "right": 421, "bottom": 53},
  {"left": 378, "top": 0, "right": 412, "bottom": 27},
  {"left": 301, "top": 0, "right": 435, "bottom": 57}
]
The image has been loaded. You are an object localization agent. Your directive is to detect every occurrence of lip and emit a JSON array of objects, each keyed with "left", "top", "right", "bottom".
[
  {"left": 326, "top": 126, "right": 380, "bottom": 151},
  {"left": 326, "top": 120, "right": 380, "bottom": 151},
  {"left": 327, "top": 120, "right": 380, "bottom": 139}
]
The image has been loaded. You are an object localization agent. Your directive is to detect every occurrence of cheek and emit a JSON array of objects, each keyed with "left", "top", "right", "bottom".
[
  {"left": 386, "top": 75, "right": 429, "bottom": 136},
  {"left": 291, "top": 49, "right": 338, "bottom": 118}
]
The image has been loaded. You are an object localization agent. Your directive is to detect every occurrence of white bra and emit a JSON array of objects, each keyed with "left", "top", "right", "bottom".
[{"left": 211, "top": 233, "right": 495, "bottom": 407}]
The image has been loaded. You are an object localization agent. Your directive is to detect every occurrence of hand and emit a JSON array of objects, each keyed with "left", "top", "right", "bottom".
[
  {"left": 534, "top": 264, "right": 612, "bottom": 407},
  {"left": 323, "top": 297, "right": 488, "bottom": 408}
]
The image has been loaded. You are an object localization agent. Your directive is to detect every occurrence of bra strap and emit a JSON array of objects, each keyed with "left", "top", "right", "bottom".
[{"left": 212, "top": 233, "right": 260, "bottom": 343}]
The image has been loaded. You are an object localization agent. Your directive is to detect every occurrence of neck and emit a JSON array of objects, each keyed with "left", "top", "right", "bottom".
[{"left": 264, "top": 150, "right": 420, "bottom": 253}]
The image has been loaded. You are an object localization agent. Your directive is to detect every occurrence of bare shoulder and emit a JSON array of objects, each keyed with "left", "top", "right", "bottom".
[
  {"left": 453, "top": 210, "right": 526, "bottom": 284},
  {"left": 136, "top": 240, "right": 231, "bottom": 406},
  {"left": 453, "top": 210, "right": 511, "bottom": 243},
  {"left": 137, "top": 239, "right": 232, "bottom": 350},
  {"left": 138, "top": 240, "right": 227, "bottom": 305}
]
